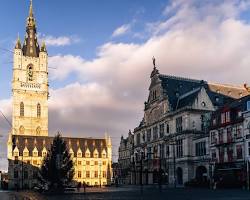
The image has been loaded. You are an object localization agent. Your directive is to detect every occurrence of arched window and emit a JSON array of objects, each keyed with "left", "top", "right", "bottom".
[
  {"left": 37, "top": 103, "right": 41, "bottom": 118},
  {"left": 27, "top": 65, "right": 33, "bottom": 81},
  {"left": 20, "top": 102, "right": 24, "bottom": 117}
]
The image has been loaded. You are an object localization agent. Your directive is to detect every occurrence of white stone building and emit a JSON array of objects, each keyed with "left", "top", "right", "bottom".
[{"left": 132, "top": 59, "right": 249, "bottom": 186}]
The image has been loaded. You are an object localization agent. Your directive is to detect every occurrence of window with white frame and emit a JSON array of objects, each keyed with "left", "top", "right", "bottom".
[
  {"left": 221, "top": 113, "right": 225, "bottom": 124},
  {"left": 153, "top": 126, "right": 158, "bottom": 140},
  {"left": 159, "top": 124, "right": 164, "bottom": 138},
  {"left": 176, "top": 139, "right": 183, "bottom": 158},
  {"left": 211, "top": 131, "right": 217, "bottom": 144},
  {"left": 225, "top": 111, "right": 230, "bottom": 123},
  {"left": 195, "top": 141, "right": 206, "bottom": 156},
  {"left": 236, "top": 145, "right": 243, "bottom": 159},
  {"left": 176, "top": 117, "right": 182, "bottom": 133},
  {"left": 147, "top": 129, "right": 151, "bottom": 142}
]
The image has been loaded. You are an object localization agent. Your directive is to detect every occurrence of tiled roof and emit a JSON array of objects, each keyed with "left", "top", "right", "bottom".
[
  {"left": 207, "top": 83, "right": 249, "bottom": 99},
  {"left": 158, "top": 74, "right": 249, "bottom": 110},
  {"left": 159, "top": 74, "right": 203, "bottom": 110},
  {"left": 12, "top": 135, "right": 108, "bottom": 158},
  {"left": 176, "top": 88, "right": 201, "bottom": 109}
]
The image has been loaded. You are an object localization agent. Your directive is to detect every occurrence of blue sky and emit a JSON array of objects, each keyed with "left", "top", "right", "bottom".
[
  {"left": 0, "top": 0, "right": 169, "bottom": 98},
  {"left": 1, "top": 0, "right": 250, "bottom": 170}
]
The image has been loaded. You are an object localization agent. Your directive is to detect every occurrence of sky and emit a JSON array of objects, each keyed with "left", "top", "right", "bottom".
[{"left": 1, "top": 0, "right": 250, "bottom": 171}]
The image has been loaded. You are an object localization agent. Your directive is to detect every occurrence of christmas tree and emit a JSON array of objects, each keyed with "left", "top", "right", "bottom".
[{"left": 38, "top": 133, "right": 74, "bottom": 192}]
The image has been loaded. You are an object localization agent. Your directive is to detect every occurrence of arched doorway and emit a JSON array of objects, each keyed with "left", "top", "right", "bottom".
[
  {"left": 196, "top": 166, "right": 207, "bottom": 182},
  {"left": 176, "top": 167, "right": 183, "bottom": 185}
]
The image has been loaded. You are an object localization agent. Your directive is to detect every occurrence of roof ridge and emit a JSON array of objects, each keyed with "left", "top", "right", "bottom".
[
  {"left": 159, "top": 74, "right": 204, "bottom": 83},
  {"left": 179, "top": 87, "right": 201, "bottom": 100},
  {"left": 208, "top": 82, "right": 246, "bottom": 90}
]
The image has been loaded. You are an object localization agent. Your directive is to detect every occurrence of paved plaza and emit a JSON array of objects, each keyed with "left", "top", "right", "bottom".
[{"left": 1, "top": 186, "right": 250, "bottom": 200}]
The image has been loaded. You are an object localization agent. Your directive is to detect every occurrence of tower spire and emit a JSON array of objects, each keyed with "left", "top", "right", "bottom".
[
  {"left": 29, "top": 0, "right": 33, "bottom": 17},
  {"left": 22, "top": 0, "right": 40, "bottom": 57}
]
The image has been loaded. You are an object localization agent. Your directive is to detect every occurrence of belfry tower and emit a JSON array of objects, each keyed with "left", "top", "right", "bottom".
[{"left": 12, "top": 0, "right": 48, "bottom": 136}]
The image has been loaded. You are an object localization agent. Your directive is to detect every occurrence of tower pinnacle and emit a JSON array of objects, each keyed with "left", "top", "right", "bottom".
[
  {"left": 29, "top": 0, "right": 33, "bottom": 17},
  {"left": 22, "top": 0, "right": 40, "bottom": 57},
  {"left": 15, "top": 33, "right": 22, "bottom": 49}
]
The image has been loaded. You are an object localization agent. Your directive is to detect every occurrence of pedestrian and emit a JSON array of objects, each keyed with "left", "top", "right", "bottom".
[
  {"left": 83, "top": 181, "right": 86, "bottom": 194},
  {"left": 77, "top": 182, "right": 81, "bottom": 192}
]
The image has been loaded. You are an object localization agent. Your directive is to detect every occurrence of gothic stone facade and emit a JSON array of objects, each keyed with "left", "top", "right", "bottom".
[
  {"left": 7, "top": 2, "right": 112, "bottom": 189},
  {"left": 132, "top": 64, "right": 249, "bottom": 186},
  {"left": 8, "top": 135, "right": 112, "bottom": 189}
]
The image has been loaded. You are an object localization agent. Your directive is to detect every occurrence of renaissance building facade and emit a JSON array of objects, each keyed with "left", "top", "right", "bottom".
[
  {"left": 131, "top": 58, "right": 249, "bottom": 186},
  {"left": 7, "top": 1, "right": 112, "bottom": 189}
]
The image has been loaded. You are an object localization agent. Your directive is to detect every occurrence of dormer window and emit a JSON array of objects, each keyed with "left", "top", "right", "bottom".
[
  {"left": 33, "top": 151, "right": 38, "bottom": 157},
  {"left": 85, "top": 149, "right": 90, "bottom": 158},
  {"left": 93, "top": 149, "right": 99, "bottom": 158},
  {"left": 42, "top": 151, "right": 47, "bottom": 157}
]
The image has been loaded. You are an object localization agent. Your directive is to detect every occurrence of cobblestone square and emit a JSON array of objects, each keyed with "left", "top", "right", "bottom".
[{"left": 1, "top": 186, "right": 250, "bottom": 200}]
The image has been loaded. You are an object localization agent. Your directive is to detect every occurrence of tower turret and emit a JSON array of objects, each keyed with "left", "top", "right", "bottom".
[{"left": 15, "top": 35, "right": 22, "bottom": 49}]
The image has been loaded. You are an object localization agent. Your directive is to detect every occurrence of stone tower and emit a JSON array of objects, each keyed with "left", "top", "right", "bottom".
[{"left": 12, "top": 0, "right": 48, "bottom": 136}]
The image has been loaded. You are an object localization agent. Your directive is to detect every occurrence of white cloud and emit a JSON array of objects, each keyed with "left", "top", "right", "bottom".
[
  {"left": 112, "top": 24, "right": 131, "bottom": 37},
  {"left": 47, "top": 0, "right": 250, "bottom": 144},
  {"left": 38, "top": 34, "right": 80, "bottom": 46}
]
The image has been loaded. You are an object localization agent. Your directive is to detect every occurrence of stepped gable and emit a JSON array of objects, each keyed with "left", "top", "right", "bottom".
[{"left": 12, "top": 135, "right": 107, "bottom": 157}]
